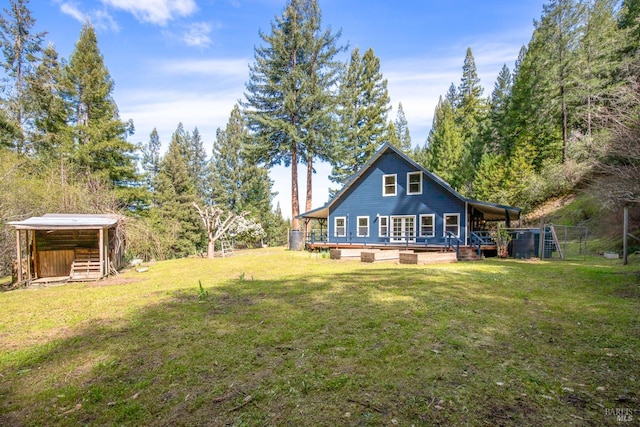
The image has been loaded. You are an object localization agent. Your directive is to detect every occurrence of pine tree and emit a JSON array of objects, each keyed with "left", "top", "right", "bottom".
[
  {"left": 456, "top": 47, "right": 488, "bottom": 181},
  {"left": 488, "top": 64, "right": 512, "bottom": 155},
  {"left": 243, "top": 0, "right": 343, "bottom": 230},
  {"left": 531, "top": 0, "right": 581, "bottom": 163},
  {"left": 330, "top": 47, "right": 391, "bottom": 187},
  {"left": 153, "top": 133, "right": 203, "bottom": 258},
  {"left": 394, "top": 102, "right": 412, "bottom": 152},
  {"left": 184, "top": 126, "right": 210, "bottom": 203},
  {"left": 425, "top": 96, "right": 465, "bottom": 190},
  {"left": 62, "top": 23, "right": 137, "bottom": 188},
  {"left": 0, "top": 0, "right": 46, "bottom": 153},
  {"left": 140, "top": 128, "right": 161, "bottom": 193},
  {"left": 26, "top": 43, "right": 69, "bottom": 160},
  {"left": 574, "top": 0, "right": 621, "bottom": 137},
  {"left": 211, "top": 104, "right": 272, "bottom": 215}
]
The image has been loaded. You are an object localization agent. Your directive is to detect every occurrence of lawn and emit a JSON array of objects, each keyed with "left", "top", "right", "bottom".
[{"left": 1, "top": 248, "right": 639, "bottom": 426}]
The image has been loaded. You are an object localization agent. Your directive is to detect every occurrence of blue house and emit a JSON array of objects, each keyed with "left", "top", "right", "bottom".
[{"left": 298, "top": 143, "right": 520, "bottom": 252}]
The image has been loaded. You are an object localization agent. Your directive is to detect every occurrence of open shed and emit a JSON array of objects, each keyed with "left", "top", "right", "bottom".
[{"left": 8, "top": 214, "right": 124, "bottom": 284}]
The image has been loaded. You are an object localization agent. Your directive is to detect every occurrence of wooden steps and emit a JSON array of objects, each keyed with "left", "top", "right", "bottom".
[
  {"left": 69, "top": 248, "right": 102, "bottom": 281},
  {"left": 457, "top": 247, "right": 483, "bottom": 261}
]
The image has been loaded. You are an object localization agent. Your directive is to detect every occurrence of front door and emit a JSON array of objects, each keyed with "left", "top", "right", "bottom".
[{"left": 390, "top": 216, "right": 415, "bottom": 243}]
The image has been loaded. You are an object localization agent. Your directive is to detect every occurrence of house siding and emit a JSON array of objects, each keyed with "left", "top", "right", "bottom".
[{"left": 328, "top": 150, "right": 467, "bottom": 245}]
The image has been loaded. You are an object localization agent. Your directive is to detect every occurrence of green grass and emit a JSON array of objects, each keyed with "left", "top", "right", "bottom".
[{"left": 1, "top": 248, "right": 639, "bottom": 426}]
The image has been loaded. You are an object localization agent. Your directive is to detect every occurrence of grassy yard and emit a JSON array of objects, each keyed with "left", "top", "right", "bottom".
[{"left": 1, "top": 248, "right": 639, "bottom": 426}]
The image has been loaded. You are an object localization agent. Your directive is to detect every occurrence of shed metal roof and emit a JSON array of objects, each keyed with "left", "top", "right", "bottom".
[{"left": 8, "top": 214, "right": 120, "bottom": 230}]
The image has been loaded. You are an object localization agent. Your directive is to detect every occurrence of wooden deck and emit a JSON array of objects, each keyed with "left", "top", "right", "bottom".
[{"left": 307, "top": 242, "right": 497, "bottom": 252}]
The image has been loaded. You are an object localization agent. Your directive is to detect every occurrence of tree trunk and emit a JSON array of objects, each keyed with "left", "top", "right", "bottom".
[
  {"left": 305, "top": 153, "right": 313, "bottom": 235},
  {"left": 291, "top": 142, "right": 300, "bottom": 230},
  {"left": 207, "top": 234, "right": 215, "bottom": 259}
]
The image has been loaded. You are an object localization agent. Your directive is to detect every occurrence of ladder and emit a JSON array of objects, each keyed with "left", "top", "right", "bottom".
[{"left": 220, "top": 236, "right": 234, "bottom": 257}]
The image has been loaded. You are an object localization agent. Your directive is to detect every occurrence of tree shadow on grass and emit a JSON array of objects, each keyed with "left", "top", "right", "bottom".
[{"left": 1, "top": 265, "right": 637, "bottom": 426}]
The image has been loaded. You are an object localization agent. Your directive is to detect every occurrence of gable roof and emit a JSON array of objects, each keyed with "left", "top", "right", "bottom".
[{"left": 298, "top": 143, "right": 521, "bottom": 221}]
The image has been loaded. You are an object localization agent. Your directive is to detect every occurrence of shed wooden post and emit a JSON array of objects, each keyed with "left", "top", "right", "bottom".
[
  {"left": 99, "top": 228, "right": 105, "bottom": 277},
  {"left": 32, "top": 230, "right": 38, "bottom": 279},
  {"left": 26, "top": 230, "right": 32, "bottom": 281},
  {"left": 15, "top": 229, "right": 22, "bottom": 283}
]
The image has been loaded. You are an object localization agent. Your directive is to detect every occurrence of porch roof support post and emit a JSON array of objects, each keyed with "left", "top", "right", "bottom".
[
  {"left": 15, "top": 229, "right": 22, "bottom": 283},
  {"left": 505, "top": 209, "right": 510, "bottom": 228}
]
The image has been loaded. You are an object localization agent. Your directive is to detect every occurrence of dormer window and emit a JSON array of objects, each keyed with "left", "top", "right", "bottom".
[{"left": 383, "top": 174, "right": 397, "bottom": 196}]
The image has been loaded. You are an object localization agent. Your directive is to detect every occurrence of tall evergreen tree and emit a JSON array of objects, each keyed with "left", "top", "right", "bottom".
[
  {"left": 243, "top": 0, "right": 343, "bottom": 230},
  {"left": 26, "top": 43, "right": 69, "bottom": 160},
  {"left": 152, "top": 130, "right": 202, "bottom": 258},
  {"left": 393, "top": 102, "right": 412, "bottom": 152},
  {"left": 184, "top": 126, "right": 210, "bottom": 203},
  {"left": 329, "top": 47, "right": 392, "bottom": 187},
  {"left": 532, "top": 0, "right": 581, "bottom": 163},
  {"left": 140, "top": 128, "right": 161, "bottom": 193},
  {"left": 62, "top": 23, "right": 137, "bottom": 189},
  {"left": 574, "top": 0, "right": 621, "bottom": 137},
  {"left": 425, "top": 96, "right": 465, "bottom": 190},
  {"left": 0, "top": 0, "right": 46, "bottom": 153},
  {"left": 456, "top": 47, "right": 488, "bottom": 180},
  {"left": 211, "top": 104, "right": 273, "bottom": 216},
  {"left": 487, "top": 64, "right": 512, "bottom": 155}
]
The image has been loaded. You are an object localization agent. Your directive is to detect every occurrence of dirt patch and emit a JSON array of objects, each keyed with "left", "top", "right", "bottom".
[
  {"left": 523, "top": 195, "right": 576, "bottom": 224},
  {"left": 84, "top": 277, "right": 143, "bottom": 287}
]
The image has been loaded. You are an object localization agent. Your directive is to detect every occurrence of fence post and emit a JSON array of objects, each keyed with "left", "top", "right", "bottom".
[{"left": 539, "top": 220, "right": 545, "bottom": 259}]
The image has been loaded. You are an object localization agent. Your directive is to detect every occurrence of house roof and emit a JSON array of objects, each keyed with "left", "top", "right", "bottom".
[
  {"left": 298, "top": 143, "right": 521, "bottom": 222},
  {"left": 8, "top": 213, "right": 120, "bottom": 230}
]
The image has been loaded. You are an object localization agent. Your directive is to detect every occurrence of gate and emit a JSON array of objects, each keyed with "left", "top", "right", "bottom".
[{"left": 542, "top": 224, "right": 588, "bottom": 261}]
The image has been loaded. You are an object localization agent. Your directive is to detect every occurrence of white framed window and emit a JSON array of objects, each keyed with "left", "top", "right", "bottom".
[
  {"left": 382, "top": 174, "right": 397, "bottom": 196},
  {"left": 444, "top": 213, "right": 460, "bottom": 237},
  {"left": 334, "top": 216, "right": 346, "bottom": 237},
  {"left": 357, "top": 216, "right": 369, "bottom": 237},
  {"left": 419, "top": 214, "right": 435, "bottom": 237},
  {"left": 378, "top": 216, "right": 388, "bottom": 237},
  {"left": 407, "top": 171, "right": 422, "bottom": 195},
  {"left": 390, "top": 215, "right": 415, "bottom": 243}
]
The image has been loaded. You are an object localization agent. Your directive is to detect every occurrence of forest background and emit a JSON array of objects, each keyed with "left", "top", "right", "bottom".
[{"left": 1, "top": 0, "right": 639, "bottom": 275}]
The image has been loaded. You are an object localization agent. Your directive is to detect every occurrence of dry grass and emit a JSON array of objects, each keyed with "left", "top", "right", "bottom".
[{"left": 1, "top": 248, "right": 639, "bottom": 426}]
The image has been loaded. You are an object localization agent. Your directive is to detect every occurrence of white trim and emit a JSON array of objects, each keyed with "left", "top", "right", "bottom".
[
  {"left": 382, "top": 174, "right": 397, "bottom": 197},
  {"left": 357, "top": 216, "right": 369, "bottom": 237},
  {"left": 334, "top": 216, "right": 346, "bottom": 237},
  {"left": 465, "top": 201, "right": 469, "bottom": 245},
  {"left": 443, "top": 213, "right": 460, "bottom": 238},
  {"left": 390, "top": 215, "right": 416, "bottom": 243},
  {"left": 378, "top": 216, "right": 389, "bottom": 238},
  {"left": 419, "top": 214, "right": 435, "bottom": 237},
  {"left": 407, "top": 171, "right": 422, "bottom": 195}
]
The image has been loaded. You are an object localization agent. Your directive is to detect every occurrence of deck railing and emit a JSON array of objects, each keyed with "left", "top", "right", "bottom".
[
  {"left": 470, "top": 231, "right": 494, "bottom": 255},
  {"left": 445, "top": 232, "right": 462, "bottom": 258}
]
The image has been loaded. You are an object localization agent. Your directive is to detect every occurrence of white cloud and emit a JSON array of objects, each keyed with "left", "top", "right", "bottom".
[
  {"left": 101, "top": 0, "right": 198, "bottom": 26},
  {"left": 181, "top": 22, "right": 213, "bottom": 48},
  {"left": 58, "top": 1, "right": 119, "bottom": 31},
  {"left": 160, "top": 58, "right": 249, "bottom": 76},
  {"left": 59, "top": 2, "right": 86, "bottom": 22}
]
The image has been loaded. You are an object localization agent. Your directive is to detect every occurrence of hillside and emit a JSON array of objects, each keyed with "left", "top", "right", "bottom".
[{"left": 523, "top": 192, "right": 640, "bottom": 255}]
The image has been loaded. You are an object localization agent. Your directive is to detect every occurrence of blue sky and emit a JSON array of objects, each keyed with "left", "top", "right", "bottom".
[{"left": 28, "top": 0, "right": 545, "bottom": 219}]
